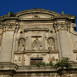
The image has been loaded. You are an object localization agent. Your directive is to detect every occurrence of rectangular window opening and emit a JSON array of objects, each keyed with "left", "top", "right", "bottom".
[{"left": 30, "top": 58, "right": 43, "bottom": 65}]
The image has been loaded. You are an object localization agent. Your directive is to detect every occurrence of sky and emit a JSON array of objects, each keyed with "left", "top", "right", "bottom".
[{"left": 0, "top": 0, "right": 77, "bottom": 31}]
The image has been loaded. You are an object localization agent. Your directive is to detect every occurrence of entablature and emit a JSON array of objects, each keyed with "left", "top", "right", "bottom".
[
  {"left": 24, "top": 28, "right": 49, "bottom": 32},
  {"left": 14, "top": 50, "right": 59, "bottom": 54}
]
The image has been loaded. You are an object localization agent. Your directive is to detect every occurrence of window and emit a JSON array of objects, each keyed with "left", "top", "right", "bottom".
[{"left": 30, "top": 58, "right": 43, "bottom": 65}]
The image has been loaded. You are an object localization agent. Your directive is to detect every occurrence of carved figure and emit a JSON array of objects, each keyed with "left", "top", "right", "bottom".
[
  {"left": 32, "top": 38, "right": 42, "bottom": 50},
  {"left": 18, "top": 38, "right": 25, "bottom": 51},
  {"left": 47, "top": 38, "right": 54, "bottom": 51}
]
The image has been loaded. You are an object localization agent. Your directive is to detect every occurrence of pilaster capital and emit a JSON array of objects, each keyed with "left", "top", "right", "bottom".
[
  {"left": 54, "top": 22, "right": 71, "bottom": 31},
  {"left": 1, "top": 23, "right": 20, "bottom": 32}
]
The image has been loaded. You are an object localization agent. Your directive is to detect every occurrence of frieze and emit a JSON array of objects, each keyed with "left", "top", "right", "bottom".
[
  {"left": 24, "top": 28, "right": 49, "bottom": 32},
  {"left": 14, "top": 50, "right": 49, "bottom": 54}
]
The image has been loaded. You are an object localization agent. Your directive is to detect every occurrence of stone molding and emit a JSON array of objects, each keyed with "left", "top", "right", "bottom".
[
  {"left": 24, "top": 28, "right": 49, "bottom": 32},
  {"left": 16, "top": 8, "right": 60, "bottom": 17}
]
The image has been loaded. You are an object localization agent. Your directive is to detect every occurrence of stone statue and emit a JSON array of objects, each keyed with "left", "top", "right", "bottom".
[
  {"left": 47, "top": 38, "right": 54, "bottom": 51},
  {"left": 18, "top": 38, "right": 25, "bottom": 51},
  {"left": 32, "top": 38, "right": 42, "bottom": 50}
]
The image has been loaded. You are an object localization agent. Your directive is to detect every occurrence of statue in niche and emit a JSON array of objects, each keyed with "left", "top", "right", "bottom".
[
  {"left": 18, "top": 38, "right": 25, "bottom": 51},
  {"left": 32, "top": 38, "right": 42, "bottom": 50},
  {"left": 47, "top": 38, "right": 54, "bottom": 51}
]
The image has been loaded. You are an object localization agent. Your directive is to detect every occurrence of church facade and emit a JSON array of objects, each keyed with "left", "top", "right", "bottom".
[{"left": 0, "top": 8, "right": 77, "bottom": 77}]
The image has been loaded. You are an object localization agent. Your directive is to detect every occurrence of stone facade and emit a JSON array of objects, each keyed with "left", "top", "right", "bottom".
[{"left": 0, "top": 8, "right": 77, "bottom": 77}]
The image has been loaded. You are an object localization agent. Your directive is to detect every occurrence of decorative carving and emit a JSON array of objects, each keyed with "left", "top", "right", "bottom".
[
  {"left": 18, "top": 57, "right": 21, "bottom": 62},
  {"left": 47, "top": 37, "right": 55, "bottom": 51},
  {"left": 32, "top": 38, "right": 42, "bottom": 50},
  {"left": 33, "top": 14, "right": 40, "bottom": 18},
  {"left": 54, "top": 22, "right": 70, "bottom": 31},
  {"left": 18, "top": 38, "right": 25, "bottom": 51},
  {"left": 1, "top": 23, "right": 19, "bottom": 31},
  {"left": 70, "top": 23, "right": 76, "bottom": 32}
]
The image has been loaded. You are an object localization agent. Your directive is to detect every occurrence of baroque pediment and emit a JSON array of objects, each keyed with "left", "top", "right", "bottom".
[{"left": 16, "top": 8, "right": 60, "bottom": 20}]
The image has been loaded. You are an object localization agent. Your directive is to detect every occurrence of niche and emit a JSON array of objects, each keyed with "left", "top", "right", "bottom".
[
  {"left": 18, "top": 38, "right": 26, "bottom": 51},
  {"left": 47, "top": 37, "right": 55, "bottom": 51}
]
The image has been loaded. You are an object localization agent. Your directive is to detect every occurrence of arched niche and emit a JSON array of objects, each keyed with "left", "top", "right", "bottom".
[
  {"left": 47, "top": 37, "right": 55, "bottom": 51},
  {"left": 18, "top": 38, "right": 26, "bottom": 51}
]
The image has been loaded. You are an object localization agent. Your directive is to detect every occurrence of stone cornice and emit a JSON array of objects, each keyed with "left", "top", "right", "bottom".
[
  {"left": 16, "top": 8, "right": 60, "bottom": 17},
  {"left": 0, "top": 17, "right": 18, "bottom": 21},
  {"left": 54, "top": 14, "right": 75, "bottom": 20},
  {"left": 24, "top": 28, "right": 49, "bottom": 32},
  {"left": 0, "top": 9, "right": 75, "bottom": 21}
]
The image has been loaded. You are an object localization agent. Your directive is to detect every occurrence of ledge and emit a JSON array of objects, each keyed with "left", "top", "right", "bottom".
[
  {"left": 14, "top": 50, "right": 49, "bottom": 54},
  {"left": 24, "top": 28, "right": 49, "bottom": 32},
  {"left": 73, "top": 50, "right": 77, "bottom": 53},
  {"left": 16, "top": 66, "right": 57, "bottom": 72},
  {"left": 14, "top": 50, "right": 59, "bottom": 54},
  {"left": 0, "top": 62, "right": 17, "bottom": 71}
]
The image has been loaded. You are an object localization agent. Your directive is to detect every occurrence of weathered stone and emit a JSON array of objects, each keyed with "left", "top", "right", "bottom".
[{"left": 0, "top": 8, "right": 77, "bottom": 77}]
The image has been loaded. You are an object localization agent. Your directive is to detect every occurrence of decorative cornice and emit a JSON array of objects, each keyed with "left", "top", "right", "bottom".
[
  {"left": 0, "top": 9, "right": 75, "bottom": 21},
  {"left": 16, "top": 8, "right": 60, "bottom": 17}
]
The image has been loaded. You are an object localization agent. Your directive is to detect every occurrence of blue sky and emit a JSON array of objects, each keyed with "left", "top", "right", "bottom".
[{"left": 0, "top": 0, "right": 77, "bottom": 31}]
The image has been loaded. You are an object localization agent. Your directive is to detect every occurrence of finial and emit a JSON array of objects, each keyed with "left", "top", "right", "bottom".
[
  {"left": 8, "top": 11, "right": 15, "bottom": 17},
  {"left": 34, "top": 6, "right": 39, "bottom": 9},
  {"left": 61, "top": 11, "right": 64, "bottom": 15}
]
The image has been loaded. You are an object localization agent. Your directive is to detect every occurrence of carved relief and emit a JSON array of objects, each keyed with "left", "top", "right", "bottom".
[
  {"left": 32, "top": 38, "right": 42, "bottom": 50},
  {"left": 18, "top": 57, "right": 21, "bottom": 62},
  {"left": 54, "top": 22, "right": 70, "bottom": 31},
  {"left": 18, "top": 38, "right": 25, "bottom": 51},
  {"left": 14, "top": 55, "right": 22, "bottom": 63},
  {"left": 1, "top": 23, "right": 19, "bottom": 31},
  {"left": 47, "top": 37, "right": 55, "bottom": 51}
]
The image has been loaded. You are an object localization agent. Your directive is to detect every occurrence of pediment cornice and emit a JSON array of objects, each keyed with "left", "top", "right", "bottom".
[{"left": 16, "top": 8, "right": 60, "bottom": 17}]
